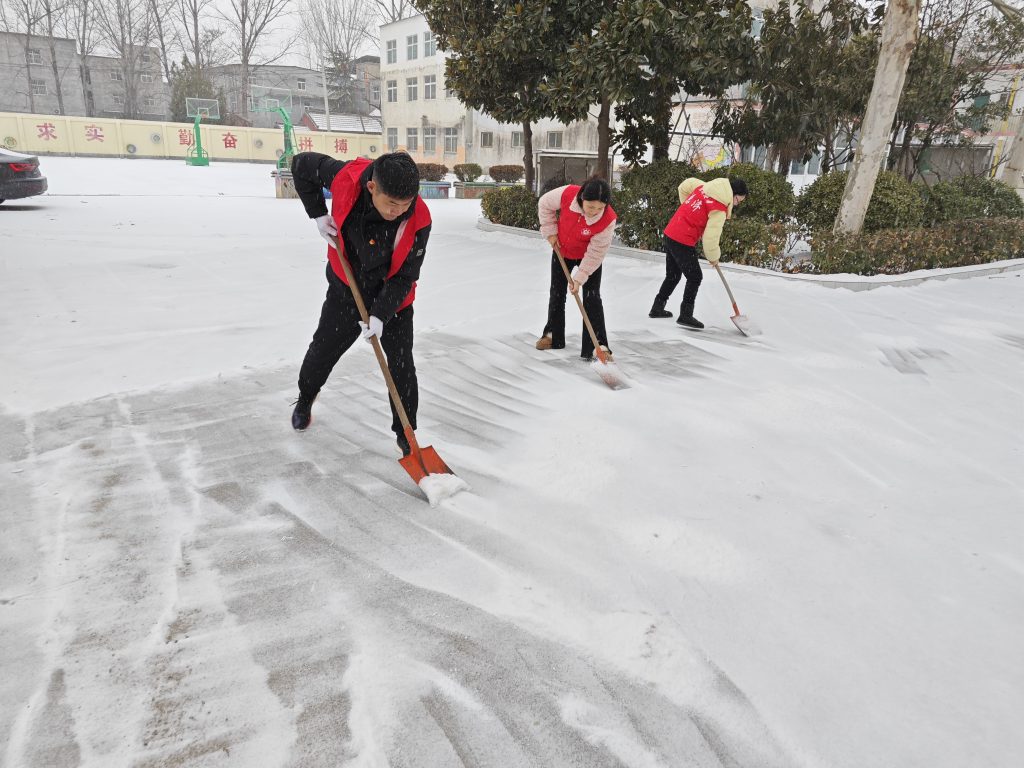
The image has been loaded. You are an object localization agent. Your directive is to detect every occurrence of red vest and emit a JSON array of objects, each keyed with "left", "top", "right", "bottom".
[
  {"left": 327, "top": 157, "right": 431, "bottom": 312},
  {"left": 664, "top": 184, "right": 728, "bottom": 246},
  {"left": 557, "top": 185, "right": 616, "bottom": 261}
]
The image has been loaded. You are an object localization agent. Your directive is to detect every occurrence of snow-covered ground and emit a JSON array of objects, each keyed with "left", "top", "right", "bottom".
[{"left": 2, "top": 157, "right": 1022, "bottom": 768}]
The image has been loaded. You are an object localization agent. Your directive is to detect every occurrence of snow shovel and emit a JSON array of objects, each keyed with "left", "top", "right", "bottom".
[
  {"left": 553, "top": 243, "right": 630, "bottom": 390},
  {"left": 713, "top": 263, "right": 761, "bottom": 337},
  {"left": 331, "top": 236, "right": 467, "bottom": 505}
]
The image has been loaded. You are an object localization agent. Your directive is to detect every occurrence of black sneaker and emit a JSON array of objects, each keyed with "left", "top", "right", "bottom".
[
  {"left": 291, "top": 394, "right": 315, "bottom": 431},
  {"left": 396, "top": 433, "right": 412, "bottom": 457}
]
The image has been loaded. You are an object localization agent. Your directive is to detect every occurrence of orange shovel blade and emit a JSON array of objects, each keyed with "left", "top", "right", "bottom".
[{"left": 399, "top": 444, "right": 454, "bottom": 484}]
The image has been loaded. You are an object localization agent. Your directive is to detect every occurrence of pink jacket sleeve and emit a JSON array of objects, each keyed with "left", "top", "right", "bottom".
[
  {"left": 537, "top": 186, "right": 565, "bottom": 239},
  {"left": 574, "top": 219, "right": 616, "bottom": 284}
]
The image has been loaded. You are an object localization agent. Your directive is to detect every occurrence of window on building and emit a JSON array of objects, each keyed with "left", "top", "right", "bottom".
[
  {"left": 424, "top": 30, "right": 436, "bottom": 56},
  {"left": 511, "top": 131, "right": 523, "bottom": 148},
  {"left": 790, "top": 158, "right": 807, "bottom": 175},
  {"left": 248, "top": 74, "right": 259, "bottom": 86},
  {"left": 406, "top": 128, "right": 418, "bottom": 152},
  {"left": 386, "top": 39, "right": 397, "bottom": 64},
  {"left": 424, "top": 74, "right": 436, "bottom": 100},
  {"left": 141, "top": 52, "right": 151, "bottom": 65},
  {"left": 386, "top": 79, "right": 397, "bottom": 102},
  {"left": 444, "top": 127, "right": 458, "bottom": 154},
  {"left": 547, "top": 131, "right": 563, "bottom": 149},
  {"left": 297, "top": 78, "right": 306, "bottom": 91},
  {"left": 387, "top": 127, "right": 398, "bottom": 151},
  {"left": 407, "top": 34, "right": 418, "bottom": 60},
  {"left": 144, "top": 96, "right": 157, "bottom": 112},
  {"left": 112, "top": 94, "right": 125, "bottom": 107},
  {"left": 370, "top": 84, "right": 380, "bottom": 103},
  {"left": 480, "top": 131, "right": 493, "bottom": 148},
  {"left": 407, "top": 77, "right": 417, "bottom": 101},
  {"left": 140, "top": 73, "right": 153, "bottom": 83},
  {"left": 28, "top": 48, "right": 43, "bottom": 65},
  {"left": 423, "top": 126, "right": 436, "bottom": 153},
  {"left": 808, "top": 152, "right": 822, "bottom": 176},
  {"left": 227, "top": 93, "right": 237, "bottom": 111},
  {"left": 31, "top": 78, "right": 47, "bottom": 95},
  {"left": 110, "top": 70, "right": 123, "bottom": 82}
]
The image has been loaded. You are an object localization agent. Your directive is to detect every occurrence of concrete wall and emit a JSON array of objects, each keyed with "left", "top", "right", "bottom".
[{"left": 0, "top": 111, "right": 384, "bottom": 162}]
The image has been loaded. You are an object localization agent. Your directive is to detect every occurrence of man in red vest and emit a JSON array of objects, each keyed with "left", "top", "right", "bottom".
[
  {"left": 651, "top": 176, "right": 747, "bottom": 329},
  {"left": 290, "top": 151, "right": 431, "bottom": 457}
]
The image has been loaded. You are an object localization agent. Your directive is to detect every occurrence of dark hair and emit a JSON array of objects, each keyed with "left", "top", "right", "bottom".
[
  {"left": 576, "top": 177, "right": 612, "bottom": 206},
  {"left": 372, "top": 152, "right": 420, "bottom": 199},
  {"left": 729, "top": 177, "right": 748, "bottom": 197}
]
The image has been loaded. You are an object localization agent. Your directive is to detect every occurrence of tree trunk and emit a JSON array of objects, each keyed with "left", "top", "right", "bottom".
[
  {"left": 23, "top": 37, "right": 36, "bottom": 113},
  {"left": 651, "top": 82, "right": 673, "bottom": 161},
  {"left": 595, "top": 95, "right": 611, "bottom": 179},
  {"left": 834, "top": 0, "right": 921, "bottom": 236},
  {"left": 522, "top": 119, "right": 534, "bottom": 192},
  {"left": 1000, "top": 110, "right": 1024, "bottom": 196}
]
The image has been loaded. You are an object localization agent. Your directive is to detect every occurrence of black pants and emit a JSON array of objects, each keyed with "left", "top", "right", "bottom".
[
  {"left": 655, "top": 236, "right": 702, "bottom": 309},
  {"left": 298, "top": 266, "right": 417, "bottom": 437},
  {"left": 543, "top": 252, "right": 609, "bottom": 357}
]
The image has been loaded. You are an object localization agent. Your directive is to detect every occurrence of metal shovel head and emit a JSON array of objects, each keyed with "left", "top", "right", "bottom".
[
  {"left": 590, "top": 357, "right": 631, "bottom": 390},
  {"left": 399, "top": 444, "right": 454, "bottom": 485},
  {"left": 730, "top": 313, "right": 762, "bottom": 337}
]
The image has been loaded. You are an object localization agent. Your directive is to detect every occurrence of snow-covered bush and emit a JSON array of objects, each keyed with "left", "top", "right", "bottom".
[
  {"left": 417, "top": 163, "right": 448, "bottom": 182},
  {"left": 488, "top": 165, "right": 525, "bottom": 183},
  {"left": 454, "top": 163, "right": 483, "bottom": 182}
]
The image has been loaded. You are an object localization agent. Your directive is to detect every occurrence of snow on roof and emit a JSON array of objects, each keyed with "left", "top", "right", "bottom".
[{"left": 305, "top": 112, "right": 382, "bottom": 134}]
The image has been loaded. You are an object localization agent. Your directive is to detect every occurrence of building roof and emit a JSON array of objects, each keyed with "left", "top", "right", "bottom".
[{"left": 305, "top": 111, "right": 382, "bottom": 134}]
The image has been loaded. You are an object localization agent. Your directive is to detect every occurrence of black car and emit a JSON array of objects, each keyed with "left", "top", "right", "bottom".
[{"left": 0, "top": 147, "right": 48, "bottom": 204}]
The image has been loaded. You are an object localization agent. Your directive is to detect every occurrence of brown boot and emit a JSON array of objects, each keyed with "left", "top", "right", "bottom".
[{"left": 535, "top": 334, "right": 564, "bottom": 350}]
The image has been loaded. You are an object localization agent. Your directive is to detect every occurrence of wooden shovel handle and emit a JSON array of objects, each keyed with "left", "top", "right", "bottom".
[{"left": 553, "top": 243, "right": 609, "bottom": 364}]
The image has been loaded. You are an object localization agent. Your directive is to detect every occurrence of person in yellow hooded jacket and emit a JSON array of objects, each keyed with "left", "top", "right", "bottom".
[{"left": 650, "top": 176, "right": 747, "bottom": 329}]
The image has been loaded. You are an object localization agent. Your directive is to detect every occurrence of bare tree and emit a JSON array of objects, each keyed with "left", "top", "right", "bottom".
[
  {"left": 175, "top": 0, "right": 224, "bottom": 70},
  {"left": 372, "top": 0, "right": 411, "bottom": 24},
  {"left": 38, "top": 0, "right": 69, "bottom": 114},
  {"left": 217, "top": 0, "right": 295, "bottom": 123},
  {"left": 300, "top": 0, "right": 373, "bottom": 113},
  {"left": 93, "top": 0, "right": 155, "bottom": 118},
  {"left": 148, "top": 0, "right": 174, "bottom": 81},
  {"left": 3, "top": 0, "right": 47, "bottom": 112},
  {"left": 61, "top": 0, "right": 99, "bottom": 114}
]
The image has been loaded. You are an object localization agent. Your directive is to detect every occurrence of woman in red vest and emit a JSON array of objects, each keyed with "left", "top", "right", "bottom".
[
  {"left": 289, "top": 151, "right": 431, "bottom": 457},
  {"left": 535, "top": 178, "right": 617, "bottom": 360},
  {"left": 651, "top": 176, "right": 747, "bottom": 329}
]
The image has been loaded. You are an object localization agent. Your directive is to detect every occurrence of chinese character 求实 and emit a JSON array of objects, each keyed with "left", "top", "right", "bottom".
[
  {"left": 84, "top": 125, "right": 104, "bottom": 142},
  {"left": 37, "top": 123, "right": 57, "bottom": 141}
]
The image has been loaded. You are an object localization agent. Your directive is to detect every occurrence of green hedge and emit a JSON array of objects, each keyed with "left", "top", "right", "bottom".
[
  {"left": 718, "top": 219, "right": 792, "bottom": 268},
  {"left": 702, "top": 162, "right": 795, "bottom": 223},
  {"left": 922, "top": 176, "right": 1024, "bottom": 226},
  {"left": 416, "top": 163, "right": 448, "bottom": 182},
  {"left": 615, "top": 160, "right": 697, "bottom": 250},
  {"left": 489, "top": 164, "right": 525, "bottom": 183},
  {"left": 795, "top": 170, "right": 925, "bottom": 233},
  {"left": 809, "top": 217, "right": 1024, "bottom": 275},
  {"left": 615, "top": 159, "right": 795, "bottom": 251},
  {"left": 453, "top": 163, "right": 483, "bottom": 182},
  {"left": 481, "top": 185, "right": 539, "bottom": 230}
]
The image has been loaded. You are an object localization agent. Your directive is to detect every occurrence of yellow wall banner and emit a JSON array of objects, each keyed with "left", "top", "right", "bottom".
[{"left": 0, "top": 112, "right": 382, "bottom": 162}]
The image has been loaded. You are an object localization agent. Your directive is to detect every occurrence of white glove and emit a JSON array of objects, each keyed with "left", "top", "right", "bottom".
[
  {"left": 568, "top": 266, "right": 583, "bottom": 294},
  {"left": 315, "top": 214, "right": 338, "bottom": 245},
  {"left": 359, "top": 316, "right": 384, "bottom": 345}
]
